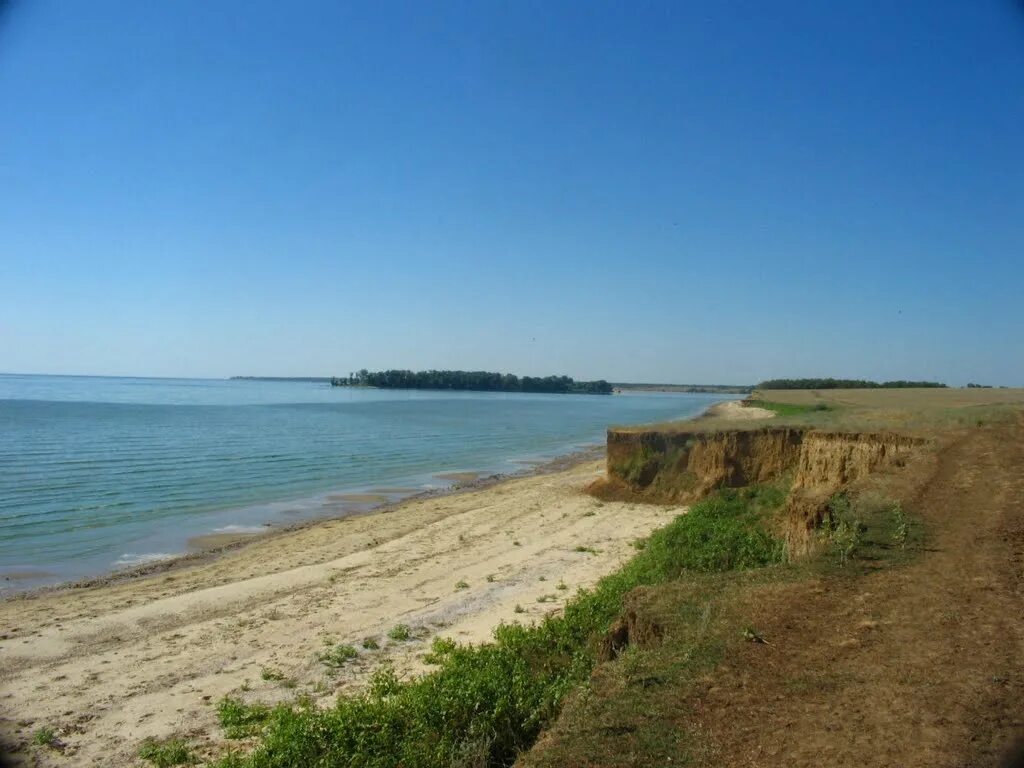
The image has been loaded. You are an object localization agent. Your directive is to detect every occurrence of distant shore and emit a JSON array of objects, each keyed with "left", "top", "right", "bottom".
[{"left": 613, "top": 383, "right": 752, "bottom": 394}]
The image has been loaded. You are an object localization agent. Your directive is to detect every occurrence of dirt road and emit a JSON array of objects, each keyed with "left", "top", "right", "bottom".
[{"left": 695, "top": 419, "right": 1024, "bottom": 766}]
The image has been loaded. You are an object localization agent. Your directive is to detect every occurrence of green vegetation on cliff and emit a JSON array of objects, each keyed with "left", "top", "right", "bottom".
[{"left": 331, "top": 369, "right": 613, "bottom": 395}]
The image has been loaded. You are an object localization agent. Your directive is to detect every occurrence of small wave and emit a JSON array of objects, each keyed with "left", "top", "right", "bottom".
[
  {"left": 211, "top": 524, "right": 269, "bottom": 534},
  {"left": 113, "top": 552, "right": 181, "bottom": 568}
]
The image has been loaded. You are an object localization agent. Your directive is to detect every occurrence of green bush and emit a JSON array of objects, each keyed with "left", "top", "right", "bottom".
[
  {"left": 213, "top": 487, "right": 785, "bottom": 768},
  {"left": 388, "top": 624, "right": 412, "bottom": 641},
  {"left": 823, "top": 493, "right": 864, "bottom": 566}
]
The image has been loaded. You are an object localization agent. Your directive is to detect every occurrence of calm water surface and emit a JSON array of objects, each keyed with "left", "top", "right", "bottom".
[{"left": 0, "top": 374, "right": 727, "bottom": 590}]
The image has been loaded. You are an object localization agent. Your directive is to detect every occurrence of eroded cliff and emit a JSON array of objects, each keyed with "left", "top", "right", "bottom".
[{"left": 593, "top": 426, "right": 926, "bottom": 554}]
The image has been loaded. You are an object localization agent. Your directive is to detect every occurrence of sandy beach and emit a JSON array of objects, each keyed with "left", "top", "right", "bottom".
[
  {"left": 701, "top": 399, "right": 774, "bottom": 420},
  {"left": 0, "top": 457, "right": 684, "bottom": 766}
]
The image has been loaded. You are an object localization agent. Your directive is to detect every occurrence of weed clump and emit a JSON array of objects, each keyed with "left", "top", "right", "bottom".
[
  {"left": 891, "top": 502, "right": 909, "bottom": 548},
  {"left": 318, "top": 644, "right": 358, "bottom": 669},
  {"left": 138, "top": 738, "right": 196, "bottom": 766},
  {"left": 823, "top": 493, "right": 863, "bottom": 566},
  {"left": 32, "top": 726, "right": 57, "bottom": 748},
  {"left": 388, "top": 624, "right": 412, "bottom": 641},
  {"left": 218, "top": 697, "right": 271, "bottom": 739}
]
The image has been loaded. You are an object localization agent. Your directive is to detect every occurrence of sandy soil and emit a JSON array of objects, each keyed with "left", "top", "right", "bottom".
[
  {"left": 0, "top": 460, "right": 683, "bottom": 767},
  {"left": 703, "top": 399, "right": 774, "bottom": 420}
]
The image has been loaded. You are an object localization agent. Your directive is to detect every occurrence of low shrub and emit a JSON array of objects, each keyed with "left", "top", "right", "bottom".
[
  {"left": 318, "top": 644, "right": 358, "bottom": 669},
  {"left": 32, "top": 726, "right": 57, "bottom": 748},
  {"left": 388, "top": 624, "right": 412, "bottom": 641},
  {"left": 138, "top": 738, "right": 196, "bottom": 767}
]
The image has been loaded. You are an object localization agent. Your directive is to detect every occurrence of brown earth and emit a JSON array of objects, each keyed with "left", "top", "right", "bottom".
[
  {"left": 594, "top": 425, "right": 925, "bottom": 552},
  {"left": 689, "top": 417, "right": 1024, "bottom": 767},
  {"left": 525, "top": 400, "right": 1024, "bottom": 768}
]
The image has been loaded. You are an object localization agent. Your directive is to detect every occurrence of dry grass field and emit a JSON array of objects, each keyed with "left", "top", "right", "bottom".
[
  {"left": 527, "top": 390, "right": 1024, "bottom": 768},
  {"left": 629, "top": 387, "right": 1024, "bottom": 434}
]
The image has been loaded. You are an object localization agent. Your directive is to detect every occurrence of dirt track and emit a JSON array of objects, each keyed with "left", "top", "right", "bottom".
[{"left": 694, "top": 419, "right": 1024, "bottom": 766}]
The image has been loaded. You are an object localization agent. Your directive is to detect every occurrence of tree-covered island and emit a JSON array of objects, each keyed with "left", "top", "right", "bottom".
[{"left": 331, "top": 369, "right": 614, "bottom": 395}]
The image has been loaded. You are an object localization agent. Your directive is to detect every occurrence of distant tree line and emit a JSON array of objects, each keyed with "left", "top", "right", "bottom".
[
  {"left": 757, "top": 378, "right": 947, "bottom": 390},
  {"left": 331, "top": 369, "right": 613, "bottom": 395},
  {"left": 612, "top": 383, "right": 752, "bottom": 394}
]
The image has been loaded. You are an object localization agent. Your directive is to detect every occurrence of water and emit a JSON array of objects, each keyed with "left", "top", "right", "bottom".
[{"left": 0, "top": 374, "right": 727, "bottom": 590}]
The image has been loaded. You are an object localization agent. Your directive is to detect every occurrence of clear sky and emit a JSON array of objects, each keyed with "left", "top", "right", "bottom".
[{"left": 1, "top": 1, "right": 1022, "bottom": 385}]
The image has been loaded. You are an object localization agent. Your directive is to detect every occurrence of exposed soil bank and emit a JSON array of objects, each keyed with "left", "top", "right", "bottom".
[
  {"left": 592, "top": 425, "right": 926, "bottom": 554},
  {"left": 526, "top": 411, "right": 1024, "bottom": 767},
  {"left": 688, "top": 419, "right": 1024, "bottom": 767}
]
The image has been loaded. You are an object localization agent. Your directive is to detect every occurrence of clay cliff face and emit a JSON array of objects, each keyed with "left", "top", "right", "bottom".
[
  {"left": 605, "top": 428, "right": 804, "bottom": 501},
  {"left": 596, "top": 427, "right": 925, "bottom": 555},
  {"left": 790, "top": 431, "right": 921, "bottom": 495}
]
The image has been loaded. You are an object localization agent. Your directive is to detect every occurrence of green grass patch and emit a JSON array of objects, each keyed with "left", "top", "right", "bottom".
[
  {"left": 521, "top": 582, "right": 731, "bottom": 768},
  {"left": 138, "top": 738, "right": 196, "bottom": 766},
  {"left": 211, "top": 486, "right": 786, "bottom": 768},
  {"left": 218, "top": 697, "right": 273, "bottom": 739},
  {"left": 746, "top": 399, "right": 830, "bottom": 417},
  {"left": 32, "top": 726, "right": 57, "bottom": 748},
  {"left": 820, "top": 491, "right": 922, "bottom": 571}
]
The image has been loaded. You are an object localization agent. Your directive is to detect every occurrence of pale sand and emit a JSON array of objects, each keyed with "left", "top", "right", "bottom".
[
  {"left": 0, "top": 460, "right": 683, "bottom": 767},
  {"left": 704, "top": 399, "right": 775, "bottom": 420}
]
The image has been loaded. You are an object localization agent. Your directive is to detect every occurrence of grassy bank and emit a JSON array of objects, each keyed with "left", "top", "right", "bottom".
[
  {"left": 523, "top": 485, "right": 919, "bottom": 766},
  {"left": 640, "top": 388, "right": 1024, "bottom": 434},
  {"left": 744, "top": 398, "right": 829, "bottom": 417},
  {"left": 200, "top": 488, "right": 787, "bottom": 768}
]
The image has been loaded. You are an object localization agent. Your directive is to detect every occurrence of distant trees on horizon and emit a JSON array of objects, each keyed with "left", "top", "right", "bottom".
[
  {"left": 331, "top": 369, "right": 614, "bottom": 395},
  {"left": 757, "top": 378, "right": 947, "bottom": 390}
]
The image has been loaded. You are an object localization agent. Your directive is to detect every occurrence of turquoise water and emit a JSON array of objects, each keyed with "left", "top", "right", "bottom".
[{"left": 0, "top": 374, "right": 726, "bottom": 590}]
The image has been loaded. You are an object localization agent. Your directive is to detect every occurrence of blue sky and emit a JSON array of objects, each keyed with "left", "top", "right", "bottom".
[{"left": 1, "top": 1, "right": 1022, "bottom": 385}]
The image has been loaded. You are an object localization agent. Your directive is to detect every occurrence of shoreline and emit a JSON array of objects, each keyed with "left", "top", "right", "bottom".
[
  {"left": 3, "top": 396, "right": 737, "bottom": 600},
  {"left": 1, "top": 444, "right": 607, "bottom": 601},
  {"left": 0, "top": 399, "right": 751, "bottom": 766},
  {"left": 0, "top": 454, "right": 682, "bottom": 766},
  {"left": 3, "top": 395, "right": 739, "bottom": 601}
]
